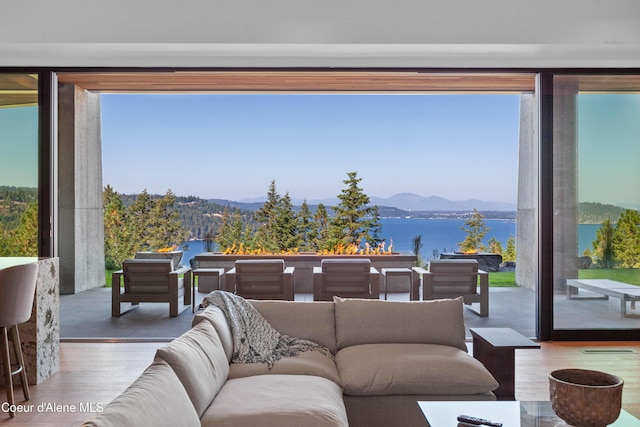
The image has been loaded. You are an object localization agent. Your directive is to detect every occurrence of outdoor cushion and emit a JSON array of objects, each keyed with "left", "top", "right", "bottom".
[
  {"left": 201, "top": 374, "right": 348, "bottom": 427},
  {"left": 192, "top": 305, "right": 234, "bottom": 362},
  {"left": 228, "top": 348, "right": 340, "bottom": 384},
  {"left": 321, "top": 258, "right": 371, "bottom": 272},
  {"left": 155, "top": 320, "right": 229, "bottom": 417},
  {"left": 250, "top": 300, "right": 337, "bottom": 353},
  {"left": 236, "top": 259, "right": 285, "bottom": 273},
  {"left": 82, "top": 358, "right": 200, "bottom": 427},
  {"left": 336, "top": 343, "right": 498, "bottom": 396},
  {"left": 334, "top": 296, "right": 467, "bottom": 351}
]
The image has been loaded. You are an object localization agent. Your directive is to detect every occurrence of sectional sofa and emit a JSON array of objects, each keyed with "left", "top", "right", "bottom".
[{"left": 83, "top": 295, "right": 498, "bottom": 427}]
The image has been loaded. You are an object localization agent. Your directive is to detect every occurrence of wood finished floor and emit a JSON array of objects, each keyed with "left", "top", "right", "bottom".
[{"left": 1, "top": 341, "right": 639, "bottom": 426}]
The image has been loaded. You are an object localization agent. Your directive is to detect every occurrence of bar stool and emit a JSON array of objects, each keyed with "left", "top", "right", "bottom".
[{"left": 0, "top": 262, "right": 38, "bottom": 418}]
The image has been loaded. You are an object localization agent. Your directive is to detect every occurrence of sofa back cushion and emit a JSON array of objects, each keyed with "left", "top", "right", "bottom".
[
  {"left": 155, "top": 321, "right": 229, "bottom": 417},
  {"left": 250, "top": 300, "right": 337, "bottom": 354},
  {"left": 192, "top": 305, "right": 234, "bottom": 362},
  {"left": 334, "top": 297, "right": 467, "bottom": 351},
  {"left": 82, "top": 358, "right": 200, "bottom": 427}
]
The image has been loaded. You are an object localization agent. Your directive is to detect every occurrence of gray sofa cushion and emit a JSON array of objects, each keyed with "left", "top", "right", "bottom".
[
  {"left": 82, "top": 358, "right": 200, "bottom": 427},
  {"left": 192, "top": 305, "right": 234, "bottom": 361},
  {"left": 250, "top": 300, "right": 337, "bottom": 353},
  {"left": 156, "top": 320, "right": 229, "bottom": 417},
  {"left": 228, "top": 348, "right": 340, "bottom": 383},
  {"left": 201, "top": 374, "right": 348, "bottom": 427},
  {"left": 336, "top": 343, "right": 498, "bottom": 396},
  {"left": 334, "top": 296, "right": 467, "bottom": 351}
]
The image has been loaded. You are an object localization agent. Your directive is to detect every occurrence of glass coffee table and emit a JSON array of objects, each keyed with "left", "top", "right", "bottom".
[{"left": 418, "top": 401, "right": 640, "bottom": 426}]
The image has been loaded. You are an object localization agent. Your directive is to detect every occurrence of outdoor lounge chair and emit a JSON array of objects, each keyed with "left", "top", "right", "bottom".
[
  {"left": 225, "top": 259, "right": 295, "bottom": 300},
  {"left": 313, "top": 258, "right": 380, "bottom": 301},
  {"left": 417, "top": 259, "right": 489, "bottom": 317},
  {"left": 112, "top": 259, "right": 192, "bottom": 317}
]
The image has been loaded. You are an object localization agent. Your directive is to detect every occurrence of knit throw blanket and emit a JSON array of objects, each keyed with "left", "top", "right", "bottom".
[{"left": 203, "top": 291, "right": 333, "bottom": 368}]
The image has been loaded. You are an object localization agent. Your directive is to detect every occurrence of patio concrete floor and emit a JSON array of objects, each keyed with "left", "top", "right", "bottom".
[{"left": 60, "top": 286, "right": 639, "bottom": 341}]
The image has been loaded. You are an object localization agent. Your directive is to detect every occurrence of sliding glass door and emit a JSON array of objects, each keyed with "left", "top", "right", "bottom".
[
  {"left": 552, "top": 74, "right": 640, "bottom": 337},
  {"left": 0, "top": 73, "right": 39, "bottom": 257}
]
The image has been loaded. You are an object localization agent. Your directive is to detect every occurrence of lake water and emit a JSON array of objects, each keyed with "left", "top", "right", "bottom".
[{"left": 179, "top": 218, "right": 599, "bottom": 264}]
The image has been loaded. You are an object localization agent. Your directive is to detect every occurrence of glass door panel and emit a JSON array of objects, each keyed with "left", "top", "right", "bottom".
[
  {"left": 553, "top": 74, "right": 640, "bottom": 331},
  {"left": 0, "top": 73, "right": 39, "bottom": 257}
]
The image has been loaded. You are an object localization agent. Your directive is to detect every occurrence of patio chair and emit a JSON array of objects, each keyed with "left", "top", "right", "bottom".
[
  {"left": 418, "top": 259, "right": 489, "bottom": 317},
  {"left": 225, "top": 259, "right": 295, "bottom": 300},
  {"left": 313, "top": 258, "right": 380, "bottom": 301},
  {"left": 112, "top": 259, "right": 192, "bottom": 317}
]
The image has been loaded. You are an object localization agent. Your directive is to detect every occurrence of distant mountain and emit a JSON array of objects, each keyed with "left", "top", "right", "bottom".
[
  {"left": 221, "top": 192, "right": 516, "bottom": 213},
  {"left": 370, "top": 193, "right": 516, "bottom": 212}
]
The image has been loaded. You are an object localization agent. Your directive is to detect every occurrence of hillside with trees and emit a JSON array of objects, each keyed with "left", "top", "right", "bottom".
[
  {"left": 0, "top": 186, "right": 38, "bottom": 256},
  {"left": 217, "top": 172, "right": 385, "bottom": 254},
  {"left": 579, "top": 202, "right": 627, "bottom": 224}
]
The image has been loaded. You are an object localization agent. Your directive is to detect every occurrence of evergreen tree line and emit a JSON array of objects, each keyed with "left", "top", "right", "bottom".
[
  {"left": 586, "top": 209, "right": 640, "bottom": 269},
  {"left": 217, "top": 172, "right": 385, "bottom": 254},
  {"left": 578, "top": 202, "right": 627, "bottom": 224},
  {"left": 0, "top": 186, "right": 38, "bottom": 256},
  {"left": 103, "top": 186, "right": 191, "bottom": 269}
]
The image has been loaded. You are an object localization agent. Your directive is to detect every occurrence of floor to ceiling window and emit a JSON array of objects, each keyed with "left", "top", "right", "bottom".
[
  {"left": 52, "top": 71, "right": 542, "bottom": 340},
  {"left": 552, "top": 74, "right": 640, "bottom": 334},
  {"left": 0, "top": 73, "right": 39, "bottom": 257}
]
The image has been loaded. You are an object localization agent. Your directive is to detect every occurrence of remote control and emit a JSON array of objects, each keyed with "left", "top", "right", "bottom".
[{"left": 457, "top": 414, "right": 503, "bottom": 427}]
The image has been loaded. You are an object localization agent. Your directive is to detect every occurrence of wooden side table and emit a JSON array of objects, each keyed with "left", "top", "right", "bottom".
[
  {"left": 469, "top": 327, "right": 540, "bottom": 400},
  {"left": 192, "top": 268, "right": 225, "bottom": 312},
  {"left": 381, "top": 267, "right": 418, "bottom": 300}
]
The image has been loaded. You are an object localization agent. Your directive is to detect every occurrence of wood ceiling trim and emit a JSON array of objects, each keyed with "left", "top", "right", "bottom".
[{"left": 56, "top": 71, "right": 537, "bottom": 93}]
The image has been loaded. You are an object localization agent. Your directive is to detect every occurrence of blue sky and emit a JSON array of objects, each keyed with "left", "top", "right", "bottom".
[
  {"left": 0, "top": 106, "right": 38, "bottom": 188},
  {"left": 3, "top": 92, "right": 639, "bottom": 208},
  {"left": 101, "top": 93, "right": 521, "bottom": 204},
  {"left": 578, "top": 94, "right": 640, "bottom": 208}
]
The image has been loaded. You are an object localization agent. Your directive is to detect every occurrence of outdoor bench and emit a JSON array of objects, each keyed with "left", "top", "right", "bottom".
[{"left": 566, "top": 279, "right": 640, "bottom": 318}]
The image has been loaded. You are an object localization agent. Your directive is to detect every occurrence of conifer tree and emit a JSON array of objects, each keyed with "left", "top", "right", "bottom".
[
  {"left": 612, "top": 209, "right": 640, "bottom": 268},
  {"left": 503, "top": 234, "right": 516, "bottom": 262},
  {"left": 103, "top": 187, "right": 190, "bottom": 268},
  {"left": 297, "top": 200, "right": 316, "bottom": 252},
  {"left": 4, "top": 201, "right": 38, "bottom": 256},
  {"left": 275, "top": 192, "right": 300, "bottom": 251},
  {"left": 146, "top": 190, "right": 190, "bottom": 251},
  {"left": 327, "top": 171, "right": 382, "bottom": 249},
  {"left": 103, "top": 185, "right": 132, "bottom": 269},
  {"left": 592, "top": 219, "right": 615, "bottom": 268},
  {"left": 216, "top": 208, "right": 245, "bottom": 251},
  {"left": 458, "top": 208, "right": 489, "bottom": 253},
  {"left": 487, "top": 237, "right": 503, "bottom": 255},
  {"left": 313, "top": 203, "right": 330, "bottom": 250},
  {"left": 253, "top": 180, "right": 284, "bottom": 252}
]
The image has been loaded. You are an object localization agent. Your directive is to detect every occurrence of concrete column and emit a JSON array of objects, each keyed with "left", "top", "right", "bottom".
[
  {"left": 552, "top": 78, "right": 579, "bottom": 292},
  {"left": 58, "top": 84, "right": 105, "bottom": 294},
  {"left": 516, "top": 93, "right": 538, "bottom": 291}
]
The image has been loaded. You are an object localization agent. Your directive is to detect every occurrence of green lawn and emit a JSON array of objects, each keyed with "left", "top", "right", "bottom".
[
  {"left": 105, "top": 270, "right": 114, "bottom": 287},
  {"left": 578, "top": 268, "right": 640, "bottom": 286},
  {"left": 488, "top": 272, "right": 516, "bottom": 287}
]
